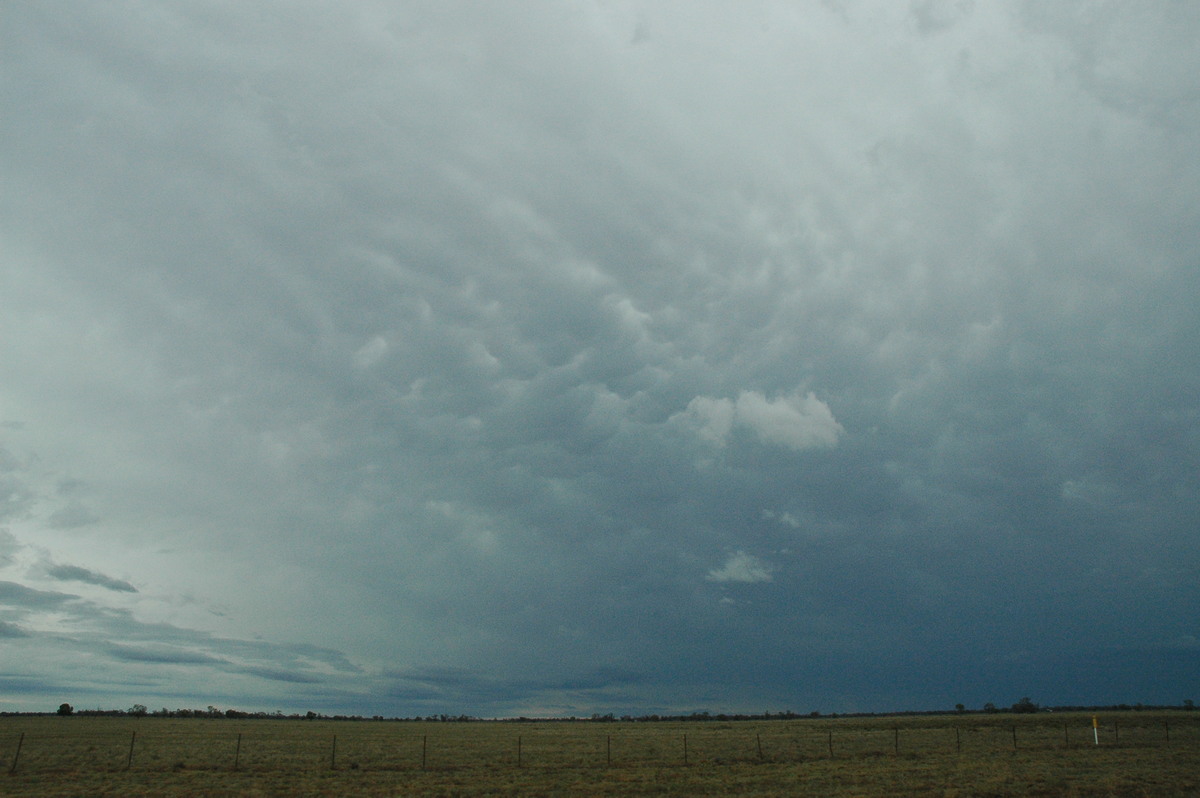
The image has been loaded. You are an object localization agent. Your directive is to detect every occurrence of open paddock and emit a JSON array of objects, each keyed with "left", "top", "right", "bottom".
[{"left": 2, "top": 711, "right": 1198, "bottom": 796}]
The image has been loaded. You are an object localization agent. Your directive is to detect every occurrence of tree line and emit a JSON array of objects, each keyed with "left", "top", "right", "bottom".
[{"left": 33, "top": 698, "right": 1195, "bottom": 723}]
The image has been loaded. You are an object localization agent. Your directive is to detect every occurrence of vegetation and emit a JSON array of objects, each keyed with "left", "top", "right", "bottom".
[
  {"left": 2, "top": 711, "right": 1197, "bottom": 796},
  {"left": 10, "top": 697, "right": 1193, "bottom": 722}
]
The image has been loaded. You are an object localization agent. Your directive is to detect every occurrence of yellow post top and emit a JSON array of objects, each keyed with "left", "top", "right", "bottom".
[{"left": 1092, "top": 715, "right": 1099, "bottom": 728}]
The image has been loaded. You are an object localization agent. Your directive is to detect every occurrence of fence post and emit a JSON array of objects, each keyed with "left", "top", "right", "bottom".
[
  {"left": 1164, "top": 720, "right": 1170, "bottom": 747},
  {"left": 683, "top": 734, "right": 688, "bottom": 766},
  {"left": 517, "top": 735, "right": 522, "bottom": 768},
  {"left": 894, "top": 727, "right": 899, "bottom": 756},
  {"left": 234, "top": 733, "right": 242, "bottom": 770},
  {"left": 955, "top": 727, "right": 961, "bottom": 754},
  {"left": 757, "top": 733, "right": 763, "bottom": 760},
  {"left": 421, "top": 735, "right": 427, "bottom": 771},
  {"left": 606, "top": 734, "right": 611, "bottom": 766},
  {"left": 126, "top": 731, "right": 136, "bottom": 770},
  {"left": 8, "top": 732, "right": 23, "bottom": 775},
  {"left": 827, "top": 730, "right": 834, "bottom": 758},
  {"left": 330, "top": 734, "right": 337, "bottom": 770}
]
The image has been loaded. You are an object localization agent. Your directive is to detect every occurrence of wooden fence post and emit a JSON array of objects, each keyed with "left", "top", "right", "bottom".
[
  {"left": 1011, "top": 726, "right": 1017, "bottom": 751},
  {"left": 682, "top": 734, "right": 688, "bottom": 765},
  {"left": 234, "top": 733, "right": 242, "bottom": 770},
  {"left": 421, "top": 735, "right": 427, "bottom": 771},
  {"left": 827, "top": 730, "right": 834, "bottom": 758},
  {"left": 757, "top": 733, "right": 763, "bottom": 760},
  {"left": 955, "top": 727, "right": 961, "bottom": 754},
  {"left": 126, "top": 731, "right": 136, "bottom": 770},
  {"left": 8, "top": 732, "right": 23, "bottom": 775},
  {"left": 894, "top": 727, "right": 899, "bottom": 755},
  {"left": 517, "top": 735, "right": 522, "bottom": 768},
  {"left": 330, "top": 734, "right": 337, "bottom": 770},
  {"left": 606, "top": 734, "right": 611, "bottom": 766}
]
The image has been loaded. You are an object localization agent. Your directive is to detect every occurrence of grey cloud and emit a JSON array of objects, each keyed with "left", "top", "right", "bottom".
[
  {"left": 0, "top": 529, "right": 18, "bottom": 565},
  {"left": 555, "top": 667, "right": 643, "bottom": 692},
  {"left": 101, "top": 638, "right": 336, "bottom": 681},
  {"left": 0, "top": 475, "right": 35, "bottom": 524},
  {"left": 46, "top": 502, "right": 101, "bottom": 530},
  {"left": 0, "top": 580, "right": 77, "bottom": 609},
  {"left": 106, "top": 643, "right": 220, "bottom": 665},
  {"left": 0, "top": 0, "right": 1197, "bottom": 716},
  {"left": 0, "top": 447, "right": 22, "bottom": 472},
  {"left": 0, "top": 620, "right": 29, "bottom": 637},
  {"left": 46, "top": 564, "right": 136, "bottom": 593},
  {"left": 379, "top": 666, "right": 644, "bottom": 717},
  {"left": 910, "top": 0, "right": 974, "bottom": 36},
  {"left": 232, "top": 666, "right": 323, "bottom": 684}
]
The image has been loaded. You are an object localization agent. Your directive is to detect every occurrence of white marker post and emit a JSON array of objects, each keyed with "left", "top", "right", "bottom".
[{"left": 1092, "top": 715, "right": 1099, "bottom": 746}]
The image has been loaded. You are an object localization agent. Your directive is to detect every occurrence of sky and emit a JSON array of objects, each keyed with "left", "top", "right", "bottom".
[{"left": 2, "top": 0, "right": 1198, "bottom": 718}]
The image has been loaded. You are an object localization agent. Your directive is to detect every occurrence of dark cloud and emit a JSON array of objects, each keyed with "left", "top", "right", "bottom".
[
  {"left": 0, "top": 620, "right": 29, "bottom": 638},
  {"left": 105, "top": 643, "right": 220, "bottom": 665},
  {"left": 46, "top": 564, "right": 136, "bottom": 593},
  {"left": 234, "top": 666, "right": 323, "bottom": 684},
  {"left": 0, "top": 581, "right": 77, "bottom": 609},
  {"left": 0, "top": 0, "right": 1197, "bottom": 715}
]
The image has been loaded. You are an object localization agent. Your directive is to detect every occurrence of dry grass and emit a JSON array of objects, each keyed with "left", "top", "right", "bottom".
[{"left": 2, "top": 711, "right": 1197, "bottom": 796}]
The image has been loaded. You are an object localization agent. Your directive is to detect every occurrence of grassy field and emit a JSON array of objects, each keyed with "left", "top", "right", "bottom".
[{"left": 2, "top": 711, "right": 1197, "bottom": 796}]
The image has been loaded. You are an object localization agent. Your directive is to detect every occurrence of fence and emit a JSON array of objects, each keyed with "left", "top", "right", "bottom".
[{"left": 2, "top": 714, "right": 1196, "bottom": 776}]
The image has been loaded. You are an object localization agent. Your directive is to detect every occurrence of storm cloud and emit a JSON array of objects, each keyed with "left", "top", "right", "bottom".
[{"left": 1, "top": 1, "right": 1197, "bottom": 716}]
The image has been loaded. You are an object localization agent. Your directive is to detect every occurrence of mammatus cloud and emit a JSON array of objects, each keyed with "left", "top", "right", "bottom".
[
  {"left": 674, "top": 391, "right": 843, "bottom": 451},
  {"left": 1, "top": 1, "right": 1198, "bottom": 717},
  {"left": 707, "top": 551, "right": 775, "bottom": 584}
]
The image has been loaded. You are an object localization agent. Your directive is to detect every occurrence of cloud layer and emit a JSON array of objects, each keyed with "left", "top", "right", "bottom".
[{"left": 1, "top": 0, "right": 1198, "bottom": 716}]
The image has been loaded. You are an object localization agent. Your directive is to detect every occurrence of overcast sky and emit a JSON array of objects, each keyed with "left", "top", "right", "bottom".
[{"left": 2, "top": 0, "right": 1198, "bottom": 718}]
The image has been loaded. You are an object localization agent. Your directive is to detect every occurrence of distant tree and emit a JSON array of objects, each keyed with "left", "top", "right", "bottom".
[
  {"left": 983, "top": 702, "right": 997, "bottom": 713},
  {"left": 57, "top": 703, "right": 74, "bottom": 716},
  {"left": 1184, "top": 699, "right": 1194, "bottom": 711},
  {"left": 955, "top": 703, "right": 965, "bottom": 713},
  {"left": 128, "top": 704, "right": 148, "bottom": 717},
  {"left": 1011, "top": 697, "right": 1038, "bottom": 714}
]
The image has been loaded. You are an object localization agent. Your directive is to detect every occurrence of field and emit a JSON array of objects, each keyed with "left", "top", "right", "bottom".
[{"left": 2, "top": 712, "right": 1198, "bottom": 796}]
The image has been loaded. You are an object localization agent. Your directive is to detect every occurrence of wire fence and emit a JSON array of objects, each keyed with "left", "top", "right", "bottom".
[{"left": 3, "top": 715, "right": 1196, "bottom": 776}]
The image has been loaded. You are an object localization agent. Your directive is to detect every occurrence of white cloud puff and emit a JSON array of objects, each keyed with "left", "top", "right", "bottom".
[
  {"left": 677, "top": 391, "right": 842, "bottom": 451},
  {"left": 682, "top": 395, "right": 737, "bottom": 445},
  {"left": 707, "top": 551, "right": 775, "bottom": 584},
  {"left": 352, "top": 336, "right": 390, "bottom": 369}
]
